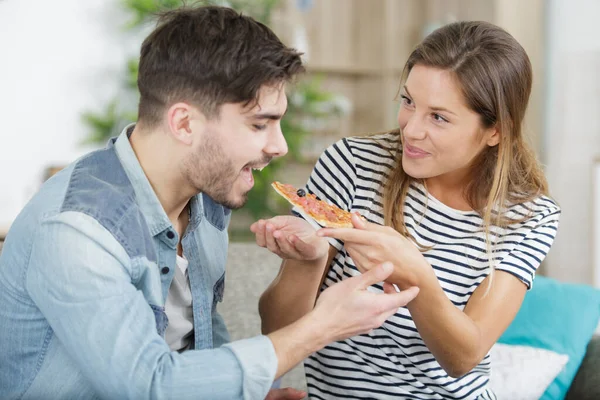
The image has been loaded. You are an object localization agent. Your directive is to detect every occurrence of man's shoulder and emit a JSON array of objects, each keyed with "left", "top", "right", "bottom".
[
  {"left": 61, "top": 146, "right": 135, "bottom": 214},
  {"left": 60, "top": 147, "right": 155, "bottom": 258},
  {"left": 10, "top": 146, "right": 153, "bottom": 259}
]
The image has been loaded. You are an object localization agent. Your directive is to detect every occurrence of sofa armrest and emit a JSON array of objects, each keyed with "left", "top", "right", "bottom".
[{"left": 566, "top": 334, "right": 600, "bottom": 400}]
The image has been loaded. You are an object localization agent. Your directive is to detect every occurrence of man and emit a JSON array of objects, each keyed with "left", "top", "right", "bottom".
[{"left": 0, "top": 5, "right": 419, "bottom": 399}]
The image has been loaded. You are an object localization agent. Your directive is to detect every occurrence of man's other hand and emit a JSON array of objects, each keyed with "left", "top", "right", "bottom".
[{"left": 265, "top": 387, "right": 307, "bottom": 400}]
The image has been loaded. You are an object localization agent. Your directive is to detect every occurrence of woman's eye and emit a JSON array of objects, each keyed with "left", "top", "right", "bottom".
[
  {"left": 253, "top": 124, "right": 267, "bottom": 130},
  {"left": 432, "top": 113, "right": 448, "bottom": 123}
]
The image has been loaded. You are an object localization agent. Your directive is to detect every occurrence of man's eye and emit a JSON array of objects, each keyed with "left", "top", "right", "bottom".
[
  {"left": 253, "top": 124, "right": 267, "bottom": 130},
  {"left": 400, "top": 95, "right": 413, "bottom": 107}
]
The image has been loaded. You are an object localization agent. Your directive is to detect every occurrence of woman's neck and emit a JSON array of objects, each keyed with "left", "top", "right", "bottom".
[{"left": 424, "top": 170, "right": 472, "bottom": 211}]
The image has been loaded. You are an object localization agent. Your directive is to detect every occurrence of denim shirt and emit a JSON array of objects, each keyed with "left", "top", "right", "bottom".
[{"left": 0, "top": 126, "right": 277, "bottom": 399}]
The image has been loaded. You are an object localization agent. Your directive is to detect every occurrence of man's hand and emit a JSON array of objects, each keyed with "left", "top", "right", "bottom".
[
  {"left": 266, "top": 262, "right": 419, "bottom": 379},
  {"left": 265, "top": 387, "right": 307, "bottom": 400},
  {"left": 251, "top": 216, "right": 329, "bottom": 261},
  {"left": 313, "top": 262, "right": 420, "bottom": 341}
]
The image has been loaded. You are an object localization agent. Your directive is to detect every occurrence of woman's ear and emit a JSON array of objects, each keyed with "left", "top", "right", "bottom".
[{"left": 486, "top": 126, "right": 500, "bottom": 147}]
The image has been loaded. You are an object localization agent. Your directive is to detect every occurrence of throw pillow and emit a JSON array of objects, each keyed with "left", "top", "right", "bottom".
[
  {"left": 489, "top": 343, "right": 568, "bottom": 400},
  {"left": 498, "top": 276, "right": 600, "bottom": 400}
]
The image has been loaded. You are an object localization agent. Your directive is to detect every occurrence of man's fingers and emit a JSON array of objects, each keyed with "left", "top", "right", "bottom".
[
  {"left": 265, "top": 215, "right": 303, "bottom": 230},
  {"left": 377, "top": 286, "right": 420, "bottom": 311},
  {"left": 273, "top": 233, "right": 300, "bottom": 258},
  {"left": 265, "top": 387, "right": 307, "bottom": 400},
  {"left": 265, "top": 223, "right": 282, "bottom": 255},
  {"left": 353, "top": 262, "right": 394, "bottom": 290},
  {"left": 252, "top": 220, "right": 267, "bottom": 247},
  {"left": 288, "top": 234, "right": 311, "bottom": 255},
  {"left": 382, "top": 281, "right": 398, "bottom": 294},
  {"left": 283, "top": 387, "right": 307, "bottom": 400},
  {"left": 250, "top": 219, "right": 262, "bottom": 233}
]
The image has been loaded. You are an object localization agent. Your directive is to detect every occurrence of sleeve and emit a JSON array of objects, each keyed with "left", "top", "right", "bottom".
[
  {"left": 292, "top": 138, "right": 358, "bottom": 251},
  {"left": 495, "top": 203, "right": 561, "bottom": 289},
  {"left": 212, "top": 310, "right": 231, "bottom": 348},
  {"left": 26, "top": 212, "right": 276, "bottom": 400}
]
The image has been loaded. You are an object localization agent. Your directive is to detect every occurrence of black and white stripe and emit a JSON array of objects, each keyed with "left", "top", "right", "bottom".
[{"left": 300, "top": 133, "right": 560, "bottom": 399}]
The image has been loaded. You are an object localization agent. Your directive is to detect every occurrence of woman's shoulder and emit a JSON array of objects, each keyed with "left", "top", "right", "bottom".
[
  {"left": 340, "top": 131, "right": 400, "bottom": 159},
  {"left": 345, "top": 130, "right": 400, "bottom": 147},
  {"left": 506, "top": 194, "right": 561, "bottom": 227}
]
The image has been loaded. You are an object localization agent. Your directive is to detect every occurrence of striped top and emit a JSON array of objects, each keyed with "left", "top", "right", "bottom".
[{"left": 297, "top": 132, "right": 560, "bottom": 400}]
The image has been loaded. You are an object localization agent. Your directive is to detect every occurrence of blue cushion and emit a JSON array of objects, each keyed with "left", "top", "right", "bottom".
[{"left": 498, "top": 276, "right": 600, "bottom": 400}]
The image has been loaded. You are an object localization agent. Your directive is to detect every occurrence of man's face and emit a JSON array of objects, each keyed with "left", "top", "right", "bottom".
[{"left": 182, "top": 84, "right": 288, "bottom": 209}]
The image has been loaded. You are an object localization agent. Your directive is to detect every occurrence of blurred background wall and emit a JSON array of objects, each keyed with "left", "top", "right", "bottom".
[
  {"left": 544, "top": 0, "right": 600, "bottom": 285},
  {"left": 0, "top": 0, "right": 598, "bottom": 286},
  {"left": 0, "top": 0, "right": 138, "bottom": 227}
]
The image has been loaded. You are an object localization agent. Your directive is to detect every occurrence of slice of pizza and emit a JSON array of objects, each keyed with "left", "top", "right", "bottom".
[{"left": 271, "top": 181, "right": 355, "bottom": 228}]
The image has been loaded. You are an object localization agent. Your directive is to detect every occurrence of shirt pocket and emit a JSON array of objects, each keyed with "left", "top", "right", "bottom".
[{"left": 149, "top": 304, "right": 169, "bottom": 337}]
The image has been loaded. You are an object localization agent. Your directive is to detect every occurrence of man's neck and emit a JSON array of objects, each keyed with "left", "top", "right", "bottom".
[{"left": 129, "top": 124, "right": 195, "bottom": 225}]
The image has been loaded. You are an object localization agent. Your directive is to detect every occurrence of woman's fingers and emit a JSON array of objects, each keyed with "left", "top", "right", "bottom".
[{"left": 317, "top": 227, "right": 374, "bottom": 244}]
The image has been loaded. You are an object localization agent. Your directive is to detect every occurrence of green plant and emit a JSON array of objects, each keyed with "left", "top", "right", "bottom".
[{"left": 83, "top": 0, "right": 348, "bottom": 219}]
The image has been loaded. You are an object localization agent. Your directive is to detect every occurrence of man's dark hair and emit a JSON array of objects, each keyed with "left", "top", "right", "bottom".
[{"left": 137, "top": 5, "right": 304, "bottom": 127}]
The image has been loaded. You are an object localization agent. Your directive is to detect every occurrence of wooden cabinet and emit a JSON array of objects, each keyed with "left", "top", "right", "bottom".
[{"left": 275, "top": 0, "right": 545, "bottom": 156}]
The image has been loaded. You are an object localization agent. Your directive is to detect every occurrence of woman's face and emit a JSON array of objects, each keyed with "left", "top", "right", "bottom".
[{"left": 397, "top": 65, "right": 499, "bottom": 184}]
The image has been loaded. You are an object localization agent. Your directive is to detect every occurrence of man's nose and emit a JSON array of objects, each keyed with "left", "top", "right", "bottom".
[{"left": 264, "top": 125, "right": 288, "bottom": 158}]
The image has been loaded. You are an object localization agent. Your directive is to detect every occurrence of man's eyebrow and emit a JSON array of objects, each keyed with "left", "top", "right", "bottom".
[{"left": 249, "top": 112, "right": 285, "bottom": 121}]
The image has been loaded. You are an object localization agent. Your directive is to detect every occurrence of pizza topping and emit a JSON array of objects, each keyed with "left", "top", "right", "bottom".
[{"left": 271, "top": 181, "right": 355, "bottom": 228}]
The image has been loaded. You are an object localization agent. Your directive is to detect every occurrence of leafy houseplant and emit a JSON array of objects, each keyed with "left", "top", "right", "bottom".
[{"left": 83, "top": 0, "right": 348, "bottom": 223}]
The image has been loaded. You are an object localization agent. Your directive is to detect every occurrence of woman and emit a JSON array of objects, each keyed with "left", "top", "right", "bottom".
[{"left": 253, "top": 21, "right": 560, "bottom": 399}]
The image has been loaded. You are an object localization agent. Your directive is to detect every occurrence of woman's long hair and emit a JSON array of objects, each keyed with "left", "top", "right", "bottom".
[{"left": 383, "top": 21, "right": 549, "bottom": 284}]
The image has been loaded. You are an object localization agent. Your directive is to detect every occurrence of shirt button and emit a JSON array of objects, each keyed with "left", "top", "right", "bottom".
[
  {"left": 161, "top": 267, "right": 170, "bottom": 274},
  {"left": 166, "top": 231, "right": 175, "bottom": 239}
]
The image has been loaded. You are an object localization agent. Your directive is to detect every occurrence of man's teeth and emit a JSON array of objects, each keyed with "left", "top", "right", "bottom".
[{"left": 252, "top": 166, "right": 265, "bottom": 172}]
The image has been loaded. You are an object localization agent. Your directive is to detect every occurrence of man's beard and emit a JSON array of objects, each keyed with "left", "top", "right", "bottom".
[{"left": 182, "top": 134, "right": 270, "bottom": 210}]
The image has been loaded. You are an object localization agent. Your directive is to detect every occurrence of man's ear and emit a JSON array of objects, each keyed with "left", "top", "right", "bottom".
[
  {"left": 486, "top": 126, "right": 500, "bottom": 147},
  {"left": 166, "top": 102, "right": 203, "bottom": 146}
]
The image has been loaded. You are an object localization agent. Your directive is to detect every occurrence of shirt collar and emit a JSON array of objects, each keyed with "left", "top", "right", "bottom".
[{"left": 113, "top": 124, "right": 182, "bottom": 237}]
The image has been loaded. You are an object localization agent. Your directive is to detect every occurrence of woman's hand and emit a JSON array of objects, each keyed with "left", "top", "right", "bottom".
[
  {"left": 317, "top": 213, "right": 429, "bottom": 288},
  {"left": 251, "top": 216, "right": 330, "bottom": 262}
]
